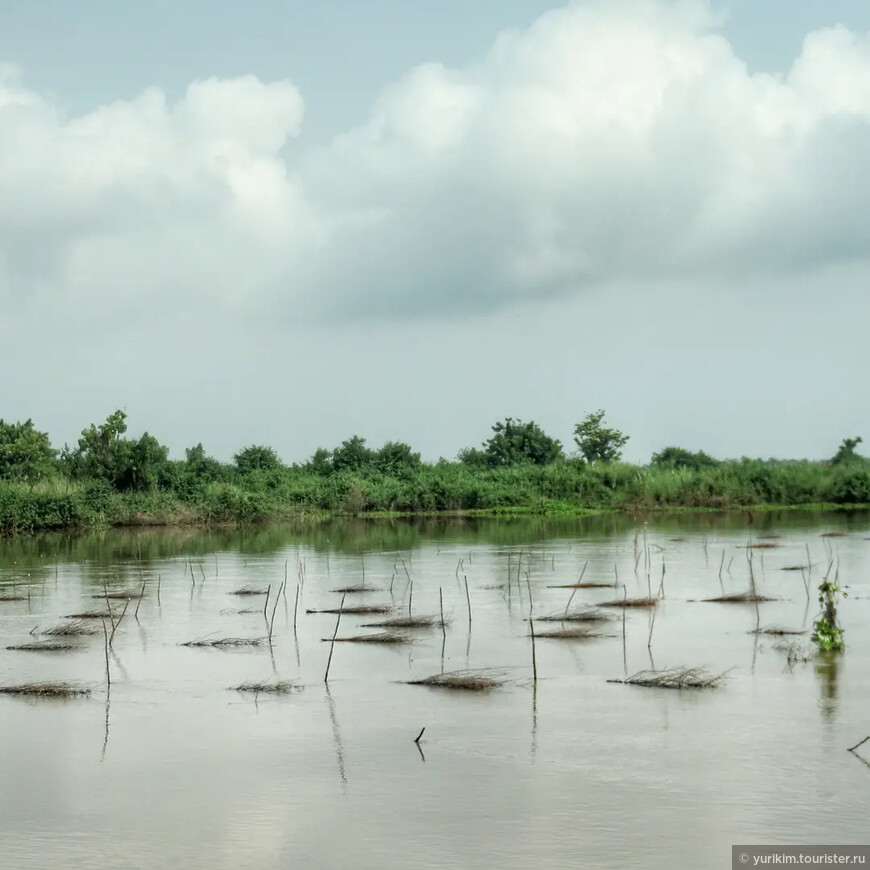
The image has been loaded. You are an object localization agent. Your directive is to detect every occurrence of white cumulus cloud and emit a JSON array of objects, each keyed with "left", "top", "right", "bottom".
[{"left": 3, "top": 0, "right": 870, "bottom": 323}]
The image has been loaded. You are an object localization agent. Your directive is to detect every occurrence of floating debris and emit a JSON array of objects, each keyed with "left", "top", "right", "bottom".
[
  {"left": 608, "top": 667, "right": 729, "bottom": 690},
  {"left": 0, "top": 682, "right": 91, "bottom": 698},
  {"left": 405, "top": 669, "right": 506, "bottom": 691},
  {"left": 781, "top": 566, "right": 810, "bottom": 572},
  {"left": 228, "top": 587, "right": 269, "bottom": 596},
  {"left": 750, "top": 627, "right": 807, "bottom": 636},
  {"left": 0, "top": 594, "right": 27, "bottom": 602}
]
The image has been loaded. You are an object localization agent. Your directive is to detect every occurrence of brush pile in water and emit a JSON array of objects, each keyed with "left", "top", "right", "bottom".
[
  {"left": 41, "top": 621, "right": 99, "bottom": 637},
  {"left": 405, "top": 669, "right": 506, "bottom": 691},
  {"left": 609, "top": 667, "right": 729, "bottom": 690},
  {"left": 361, "top": 615, "right": 444, "bottom": 629},
  {"left": 324, "top": 630, "right": 412, "bottom": 644},
  {"left": 533, "top": 626, "right": 612, "bottom": 640},
  {"left": 597, "top": 597, "right": 658, "bottom": 609},
  {"left": 307, "top": 604, "right": 393, "bottom": 615},
  {"left": 7, "top": 640, "right": 82, "bottom": 652},
  {"left": 181, "top": 637, "right": 267, "bottom": 648},
  {"left": 703, "top": 592, "right": 775, "bottom": 603},
  {"left": 231, "top": 680, "right": 298, "bottom": 694},
  {"left": 535, "top": 606, "right": 613, "bottom": 623},
  {"left": 0, "top": 682, "right": 91, "bottom": 697}
]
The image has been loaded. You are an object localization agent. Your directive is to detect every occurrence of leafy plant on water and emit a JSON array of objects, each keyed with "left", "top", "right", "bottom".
[{"left": 811, "top": 577, "right": 846, "bottom": 653}]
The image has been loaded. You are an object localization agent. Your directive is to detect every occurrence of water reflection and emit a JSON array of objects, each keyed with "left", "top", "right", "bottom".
[{"left": 815, "top": 654, "right": 841, "bottom": 724}]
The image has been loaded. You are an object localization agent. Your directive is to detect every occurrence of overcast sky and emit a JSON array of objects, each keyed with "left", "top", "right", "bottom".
[{"left": 2, "top": 0, "right": 869, "bottom": 464}]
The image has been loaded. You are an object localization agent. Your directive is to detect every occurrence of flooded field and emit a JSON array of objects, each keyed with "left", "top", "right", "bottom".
[{"left": 1, "top": 511, "right": 869, "bottom": 869}]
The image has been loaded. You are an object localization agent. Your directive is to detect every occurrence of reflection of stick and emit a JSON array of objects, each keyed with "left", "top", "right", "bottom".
[
  {"left": 847, "top": 736, "right": 870, "bottom": 753},
  {"left": 464, "top": 575, "right": 472, "bottom": 628},
  {"left": 622, "top": 587, "right": 627, "bottom": 674},
  {"left": 101, "top": 618, "right": 111, "bottom": 688},
  {"left": 526, "top": 576, "right": 537, "bottom": 684},
  {"left": 135, "top": 575, "right": 147, "bottom": 620},
  {"left": 293, "top": 585, "right": 300, "bottom": 634},
  {"left": 324, "top": 592, "right": 347, "bottom": 683},
  {"left": 157, "top": 574, "right": 161, "bottom": 608}
]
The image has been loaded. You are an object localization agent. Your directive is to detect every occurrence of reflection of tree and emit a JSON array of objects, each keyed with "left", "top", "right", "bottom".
[{"left": 815, "top": 654, "right": 840, "bottom": 725}]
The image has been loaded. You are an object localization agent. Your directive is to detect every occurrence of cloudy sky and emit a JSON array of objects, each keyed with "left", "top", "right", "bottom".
[{"left": 1, "top": 0, "right": 869, "bottom": 464}]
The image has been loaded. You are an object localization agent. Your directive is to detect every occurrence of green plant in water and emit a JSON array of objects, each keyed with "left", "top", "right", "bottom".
[{"left": 811, "top": 578, "right": 845, "bottom": 653}]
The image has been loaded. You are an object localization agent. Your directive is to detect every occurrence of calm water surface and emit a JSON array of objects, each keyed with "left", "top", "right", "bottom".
[{"left": 1, "top": 513, "right": 868, "bottom": 869}]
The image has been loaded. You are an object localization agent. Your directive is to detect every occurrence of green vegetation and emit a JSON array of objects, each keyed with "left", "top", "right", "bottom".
[
  {"left": 0, "top": 409, "right": 868, "bottom": 533},
  {"left": 811, "top": 577, "right": 846, "bottom": 653}
]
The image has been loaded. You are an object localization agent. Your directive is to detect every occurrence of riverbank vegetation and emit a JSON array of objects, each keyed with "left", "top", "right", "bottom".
[{"left": 1, "top": 410, "right": 868, "bottom": 533}]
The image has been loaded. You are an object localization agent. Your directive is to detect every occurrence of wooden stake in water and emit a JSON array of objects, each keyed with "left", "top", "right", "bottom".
[
  {"left": 564, "top": 561, "right": 588, "bottom": 617},
  {"left": 439, "top": 587, "right": 446, "bottom": 637},
  {"left": 324, "top": 592, "right": 348, "bottom": 683},
  {"left": 156, "top": 573, "right": 162, "bottom": 608},
  {"left": 263, "top": 585, "right": 272, "bottom": 622}
]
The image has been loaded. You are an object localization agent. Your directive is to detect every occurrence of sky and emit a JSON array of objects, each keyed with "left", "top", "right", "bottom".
[{"left": 1, "top": 0, "right": 870, "bottom": 464}]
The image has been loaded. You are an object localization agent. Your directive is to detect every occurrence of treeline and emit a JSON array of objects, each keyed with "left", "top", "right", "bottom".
[{"left": 0, "top": 411, "right": 868, "bottom": 532}]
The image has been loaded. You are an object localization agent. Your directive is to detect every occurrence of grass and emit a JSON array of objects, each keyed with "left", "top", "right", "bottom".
[
  {"left": 0, "top": 682, "right": 91, "bottom": 697},
  {"left": 609, "top": 667, "right": 729, "bottom": 690},
  {"left": 405, "top": 669, "right": 506, "bottom": 691}
]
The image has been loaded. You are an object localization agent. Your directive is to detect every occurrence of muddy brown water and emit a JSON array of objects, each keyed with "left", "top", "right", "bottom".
[{"left": 1, "top": 512, "right": 868, "bottom": 869}]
